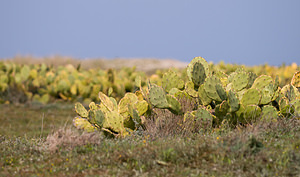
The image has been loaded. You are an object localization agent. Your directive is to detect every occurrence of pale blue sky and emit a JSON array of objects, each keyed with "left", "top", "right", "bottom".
[{"left": 0, "top": 0, "right": 299, "bottom": 65}]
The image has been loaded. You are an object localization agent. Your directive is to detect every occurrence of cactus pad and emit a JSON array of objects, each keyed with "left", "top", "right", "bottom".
[
  {"left": 149, "top": 84, "right": 169, "bottom": 108},
  {"left": 187, "top": 57, "right": 210, "bottom": 82},
  {"left": 215, "top": 100, "right": 229, "bottom": 121},
  {"left": 88, "top": 109, "right": 105, "bottom": 127},
  {"left": 243, "top": 105, "right": 261, "bottom": 123},
  {"left": 194, "top": 107, "right": 213, "bottom": 128},
  {"left": 166, "top": 94, "right": 182, "bottom": 115},
  {"left": 162, "top": 69, "right": 185, "bottom": 92},
  {"left": 198, "top": 84, "right": 212, "bottom": 106},
  {"left": 191, "top": 61, "right": 207, "bottom": 87},
  {"left": 247, "top": 72, "right": 257, "bottom": 88},
  {"left": 241, "top": 88, "right": 261, "bottom": 106},
  {"left": 232, "top": 71, "right": 249, "bottom": 91},
  {"left": 75, "top": 102, "right": 88, "bottom": 118},
  {"left": 291, "top": 71, "right": 300, "bottom": 88},
  {"left": 261, "top": 105, "right": 278, "bottom": 121},
  {"left": 292, "top": 99, "right": 300, "bottom": 118},
  {"left": 134, "top": 100, "right": 149, "bottom": 116},
  {"left": 260, "top": 84, "right": 275, "bottom": 105},
  {"left": 281, "top": 84, "right": 299, "bottom": 101},
  {"left": 251, "top": 75, "right": 273, "bottom": 90},
  {"left": 216, "top": 83, "right": 227, "bottom": 101},
  {"left": 228, "top": 90, "right": 240, "bottom": 112},
  {"left": 279, "top": 97, "right": 294, "bottom": 116},
  {"left": 204, "top": 75, "right": 222, "bottom": 102},
  {"left": 103, "top": 110, "right": 125, "bottom": 134},
  {"left": 185, "top": 81, "right": 198, "bottom": 97},
  {"left": 73, "top": 116, "right": 97, "bottom": 132},
  {"left": 99, "top": 91, "right": 115, "bottom": 111}
]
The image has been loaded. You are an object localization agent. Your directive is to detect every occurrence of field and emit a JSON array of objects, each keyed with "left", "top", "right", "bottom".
[{"left": 0, "top": 57, "right": 300, "bottom": 176}]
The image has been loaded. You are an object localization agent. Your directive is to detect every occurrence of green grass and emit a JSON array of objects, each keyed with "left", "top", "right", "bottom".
[{"left": 0, "top": 105, "right": 300, "bottom": 176}]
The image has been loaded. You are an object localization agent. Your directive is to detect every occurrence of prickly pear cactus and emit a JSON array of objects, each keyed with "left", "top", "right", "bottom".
[
  {"left": 198, "top": 84, "right": 212, "bottom": 106},
  {"left": 291, "top": 71, "right": 300, "bottom": 88},
  {"left": 162, "top": 69, "right": 184, "bottom": 92},
  {"left": 148, "top": 84, "right": 169, "bottom": 109},
  {"left": 261, "top": 105, "right": 278, "bottom": 122},
  {"left": 232, "top": 70, "right": 249, "bottom": 91},
  {"left": 73, "top": 116, "right": 97, "bottom": 132},
  {"left": 241, "top": 88, "right": 261, "bottom": 106},
  {"left": 191, "top": 61, "right": 207, "bottom": 87},
  {"left": 75, "top": 102, "right": 88, "bottom": 118},
  {"left": 243, "top": 105, "right": 261, "bottom": 123},
  {"left": 228, "top": 90, "right": 240, "bottom": 112},
  {"left": 187, "top": 57, "right": 210, "bottom": 83},
  {"left": 204, "top": 75, "right": 223, "bottom": 102}
]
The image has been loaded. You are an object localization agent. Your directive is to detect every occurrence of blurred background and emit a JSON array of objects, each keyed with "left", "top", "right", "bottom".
[{"left": 0, "top": 0, "right": 299, "bottom": 66}]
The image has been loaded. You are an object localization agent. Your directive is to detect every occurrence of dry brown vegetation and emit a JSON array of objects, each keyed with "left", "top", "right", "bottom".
[{"left": 3, "top": 55, "right": 188, "bottom": 74}]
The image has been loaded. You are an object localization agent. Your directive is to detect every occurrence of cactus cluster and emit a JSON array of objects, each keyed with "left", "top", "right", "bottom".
[
  {"left": 74, "top": 91, "right": 149, "bottom": 137},
  {"left": 73, "top": 56, "right": 300, "bottom": 137},
  {"left": 0, "top": 62, "right": 146, "bottom": 104}
]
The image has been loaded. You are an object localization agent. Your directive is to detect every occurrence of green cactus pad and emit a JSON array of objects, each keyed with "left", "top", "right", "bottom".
[
  {"left": 241, "top": 88, "right": 261, "bottom": 106},
  {"left": 166, "top": 94, "right": 182, "bottom": 115},
  {"left": 20, "top": 65, "right": 30, "bottom": 81},
  {"left": 272, "top": 88, "right": 280, "bottom": 102},
  {"left": 89, "top": 102, "right": 98, "bottom": 110},
  {"left": 260, "top": 84, "right": 275, "bottom": 105},
  {"left": 281, "top": 84, "right": 299, "bottom": 101},
  {"left": 73, "top": 116, "right": 97, "bottom": 132},
  {"left": 103, "top": 110, "right": 125, "bottom": 134},
  {"left": 198, "top": 84, "right": 212, "bottom": 106},
  {"left": 149, "top": 84, "right": 169, "bottom": 108},
  {"left": 57, "top": 79, "right": 71, "bottom": 92},
  {"left": 88, "top": 109, "right": 105, "bottom": 127},
  {"left": 291, "top": 71, "right": 300, "bottom": 88},
  {"left": 261, "top": 105, "right": 278, "bottom": 121},
  {"left": 204, "top": 75, "right": 222, "bottom": 102},
  {"left": 169, "top": 88, "right": 181, "bottom": 96},
  {"left": 162, "top": 70, "right": 185, "bottom": 92},
  {"left": 184, "top": 81, "right": 198, "bottom": 97},
  {"left": 274, "top": 75, "right": 279, "bottom": 91},
  {"left": 215, "top": 100, "right": 229, "bottom": 121},
  {"left": 251, "top": 75, "right": 273, "bottom": 90},
  {"left": 236, "top": 104, "right": 246, "bottom": 122},
  {"left": 134, "top": 100, "right": 149, "bottom": 116},
  {"left": 247, "top": 72, "right": 257, "bottom": 88},
  {"left": 187, "top": 57, "right": 210, "bottom": 82},
  {"left": 279, "top": 97, "right": 294, "bottom": 116},
  {"left": 128, "top": 104, "right": 142, "bottom": 126},
  {"left": 135, "top": 75, "right": 142, "bottom": 88},
  {"left": 232, "top": 71, "right": 249, "bottom": 91},
  {"left": 243, "top": 105, "right": 261, "bottom": 123},
  {"left": 99, "top": 91, "right": 115, "bottom": 111},
  {"left": 228, "top": 90, "right": 240, "bottom": 112},
  {"left": 214, "top": 70, "right": 228, "bottom": 87},
  {"left": 194, "top": 107, "right": 213, "bottom": 128},
  {"left": 216, "top": 83, "right": 227, "bottom": 101},
  {"left": 118, "top": 97, "right": 132, "bottom": 114},
  {"left": 75, "top": 102, "right": 88, "bottom": 118},
  {"left": 291, "top": 99, "right": 300, "bottom": 118},
  {"left": 135, "top": 91, "right": 144, "bottom": 101},
  {"left": 191, "top": 61, "right": 207, "bottom": 87},
  {"left": 227, "top": 72, "right": 237, "bottom": 84}
]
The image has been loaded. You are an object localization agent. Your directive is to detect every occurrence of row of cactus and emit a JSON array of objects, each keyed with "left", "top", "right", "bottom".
[
  {"left": 0, "top": 61, "right": 146, "bottom": 104},
  {"left": 73, "top": 57, "right": 300, "bottom": 137},
  {"left": 1, "top": 59, "right": 298, "bottom": 104}
]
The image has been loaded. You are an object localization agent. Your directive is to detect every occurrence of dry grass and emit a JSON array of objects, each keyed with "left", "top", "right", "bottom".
[
  {"left": 45, "top": 128, "right": 103, "bottom": 152},
  {"left": 3, "top": 55, "right": 188, "bottom": 74}
]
